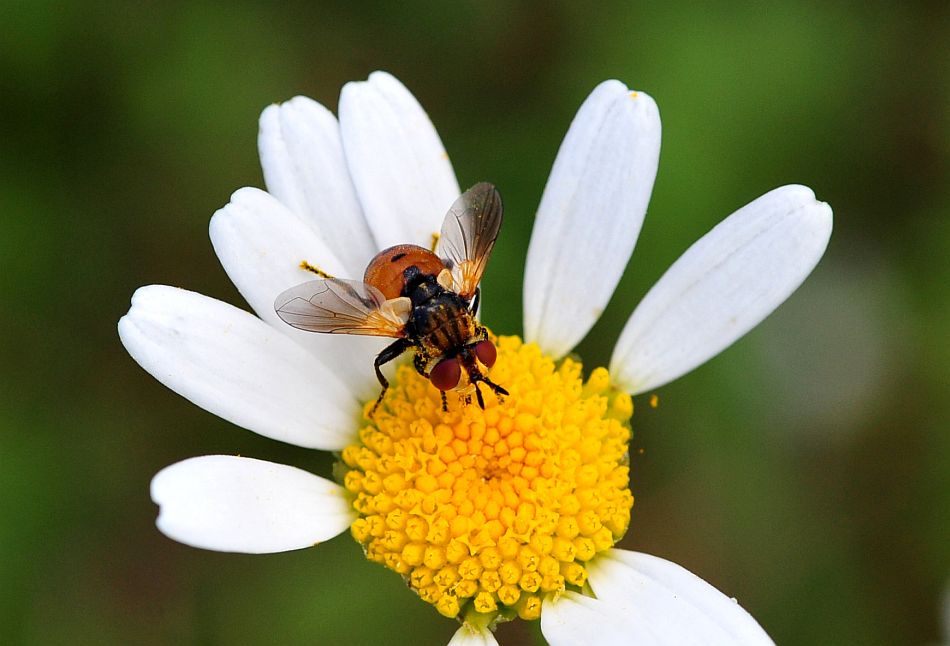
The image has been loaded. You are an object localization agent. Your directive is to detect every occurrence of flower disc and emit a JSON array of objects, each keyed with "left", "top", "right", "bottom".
[{"left": 341, "top": 335, "right": 634, "bottom": 623}]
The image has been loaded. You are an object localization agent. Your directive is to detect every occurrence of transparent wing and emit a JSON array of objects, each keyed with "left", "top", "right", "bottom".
[
  {"left": 274, "top": 278, "right": 408, "bottom": 337},
  {"left": 437, "top": 182, "right": 503, "bottom": 300}
]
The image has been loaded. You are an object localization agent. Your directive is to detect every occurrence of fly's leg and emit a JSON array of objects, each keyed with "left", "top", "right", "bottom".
[
  {"left": 471, "top": 378, "right": 509, "bottom": 409},
  {"left": 300, "top": 260, "right": 334, "bottom": 279},
  {"left": 371, "top": 338, "right": 413, "bottom": 417},
  {"left": 413, "top": 351, "right": 429, "bottom": 378},
  {"left": 413, "top": 350, "right": 449, "bottom": 412},
  {"left": 483, "top": 376, "right": 509, "bottom": 400},
  {"left": 470, "top": 373, "right": 508, "bottom": 410},
  {"left": 473, "top": 382, "right": 486, "bottom": 409},
  {"left": 429, "top": 232, "right": 440, "bottom": 252},
  {"left": 470, "top": 287, "right": 481, "bottom": 315}
]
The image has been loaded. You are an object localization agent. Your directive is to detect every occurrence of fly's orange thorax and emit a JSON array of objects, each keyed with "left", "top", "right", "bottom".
[{"left": 364, "top": 244, "right": 446, "bottom": 300}]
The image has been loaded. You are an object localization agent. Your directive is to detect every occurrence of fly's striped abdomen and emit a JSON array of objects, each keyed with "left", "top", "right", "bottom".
[{"left": 412, "top": 295, "right": 476, "bottom": 359}]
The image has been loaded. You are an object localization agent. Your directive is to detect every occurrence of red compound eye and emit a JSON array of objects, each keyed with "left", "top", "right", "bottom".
[
  {"left": 474, "top": 340, "right": 497, "bottom": 368},
  {"left": 429, "top": 357, "right": 461, "bottom": 391}
]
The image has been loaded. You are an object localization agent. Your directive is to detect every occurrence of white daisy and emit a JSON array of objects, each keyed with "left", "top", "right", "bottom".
[{"left": 119, "top": 71, "right": 832, "bottom": 645}]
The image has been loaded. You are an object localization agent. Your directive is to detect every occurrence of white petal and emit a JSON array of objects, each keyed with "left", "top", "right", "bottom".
[
  {"left": 258, "top": 96, "right": 377, "bottom": 276},
  {"left": 209, "top": 187, "right": 386, "bottom": 399},
  {"left": 151, "top": 455, "right": 355, "bottom": 553},
  {"left": 542, "top": 592, "right": 637, "bottom": 645},
  {"left": 339, "top": 70, "right": 460, "bottom": 250},
  {"left": 541, "top": 550, "right": 774, "bottom": 646},
  {"left": 523, "top": 81, "right": 661, "bottom": 358},
  {"left": 447, "top": 624, "right": 499, "bottom": 646},
  {"left": 118, "top": 285, "right": 360, "bottom": 450},
  {"left": 610, "top": 185, "right": 833, "bottom": 394}
]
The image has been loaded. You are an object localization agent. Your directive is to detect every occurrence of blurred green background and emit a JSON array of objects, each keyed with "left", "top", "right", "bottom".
[{"left": 2, "top": 1, "right": 949, "bottom": 644}]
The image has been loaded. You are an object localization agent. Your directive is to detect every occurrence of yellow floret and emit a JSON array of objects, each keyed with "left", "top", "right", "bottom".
[{"left": 341, "top": 335, "right": 634, "bottom": 624}]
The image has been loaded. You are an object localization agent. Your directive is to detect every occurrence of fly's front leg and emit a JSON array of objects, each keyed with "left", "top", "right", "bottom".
[
  {"left": 483, "top": 376, "right": 509, "bottom": 400},
  {"left": 412, "top": 349, "right": 450, "bottom": 411},
  {"left": 468, "top": 357, "right": 508, "bottom": 409},
  {"left": 413, "top": 351, "right": 429, "bottom": 379},
  {"left": 472, "top": 382, "right": 486, "bottom": 409},
  {"left": 371, "top": 338, "right": 413, "bottom": 416},
  {"left": 470, "top": 377, "right": 508, "bottom": 410}
]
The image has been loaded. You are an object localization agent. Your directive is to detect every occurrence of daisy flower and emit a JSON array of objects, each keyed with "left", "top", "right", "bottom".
[{"left": 119, "top": 71, "right": 832, "bottom": 645}]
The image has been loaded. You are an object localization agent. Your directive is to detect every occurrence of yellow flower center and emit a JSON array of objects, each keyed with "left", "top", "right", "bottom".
[{"left": 340, "top": 335, "right": 633, "bottom": 625}]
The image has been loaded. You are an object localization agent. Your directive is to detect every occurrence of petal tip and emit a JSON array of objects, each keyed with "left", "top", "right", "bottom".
[
  {"left": 128, "top": 283, "right": 175, "bottom": 306},
  {"left": 590, "top": 79, "right": 659, "bottom": 117},
  {"left": 368, "top": 69, "right": 398, "bottom": 84},
  {"left": 786, "top": 184, "right": 834, "bottom": 236},
  {"left": 258, "top": 102, "right": 279, "bottom": 126}
]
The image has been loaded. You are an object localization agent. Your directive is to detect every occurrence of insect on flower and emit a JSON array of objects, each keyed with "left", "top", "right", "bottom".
[{"left": 274, "top": 182, "right": 508, "bottom": 413}]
